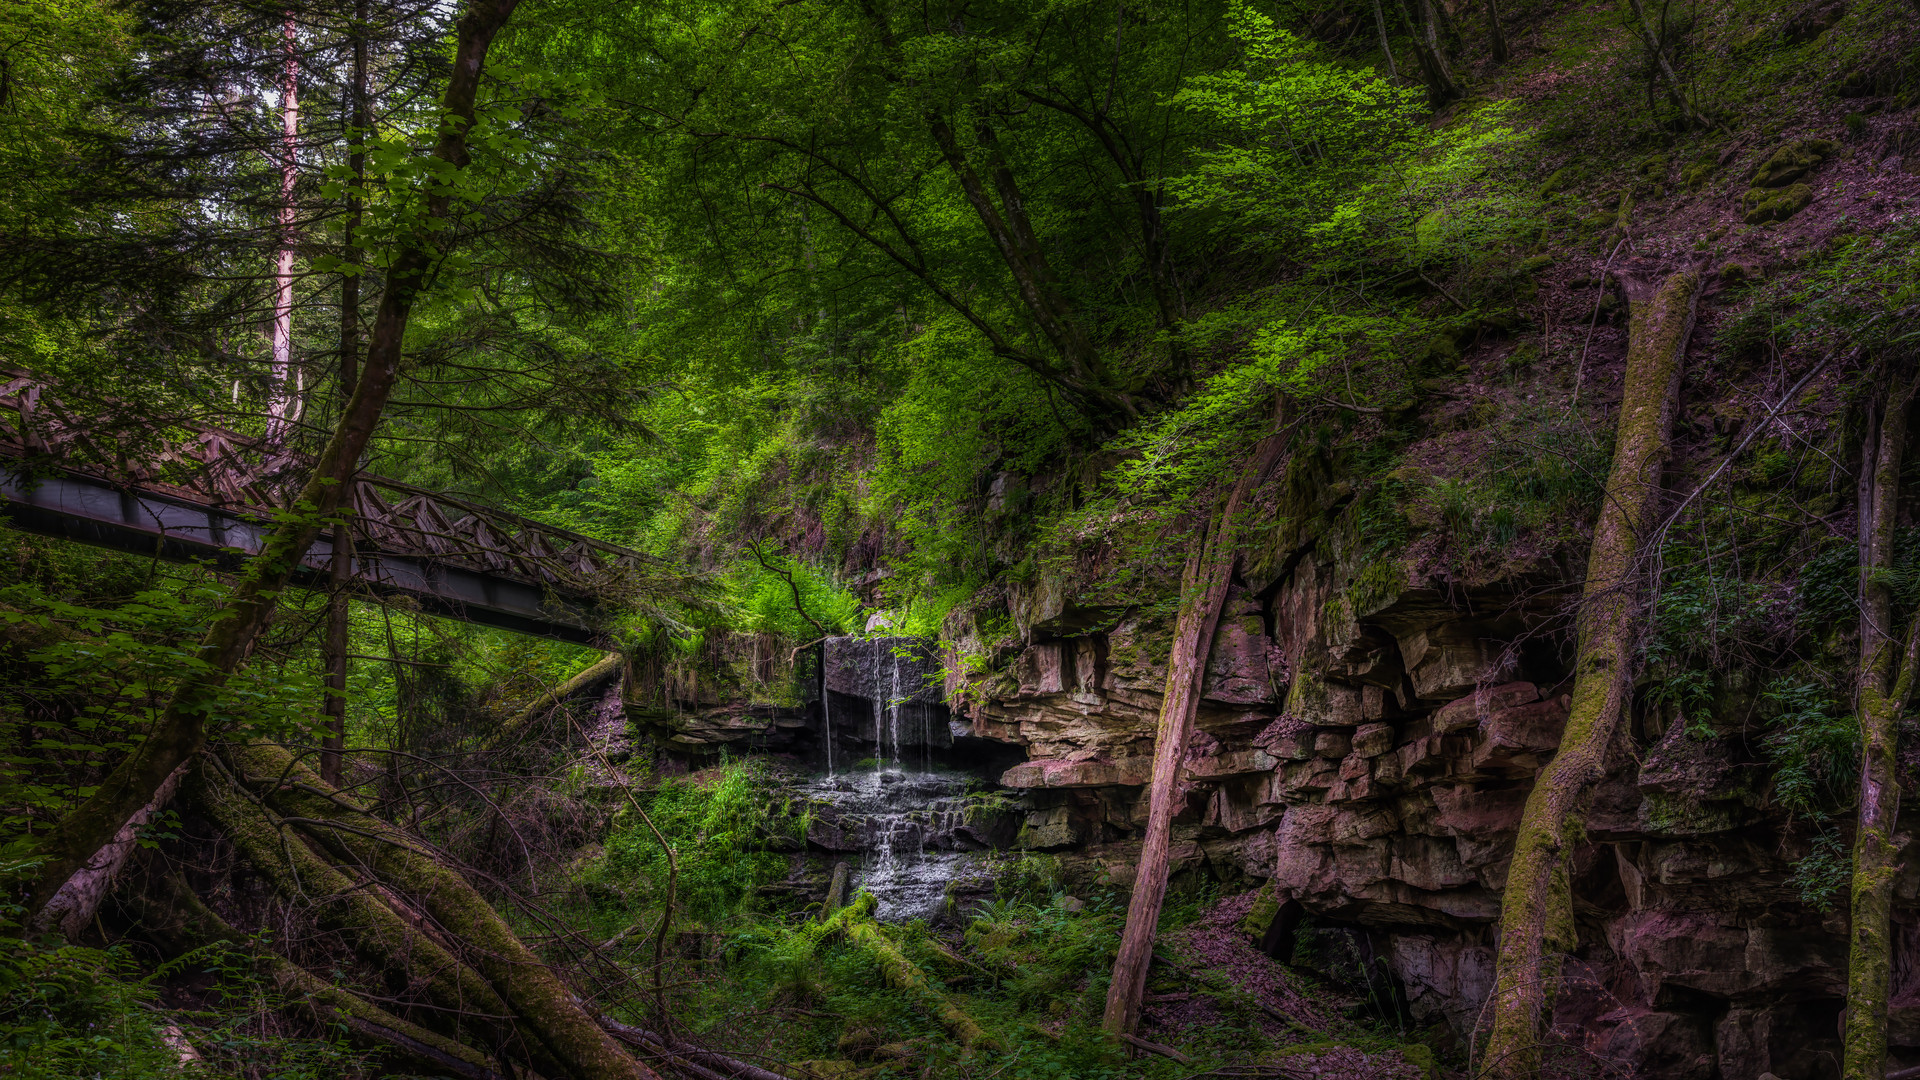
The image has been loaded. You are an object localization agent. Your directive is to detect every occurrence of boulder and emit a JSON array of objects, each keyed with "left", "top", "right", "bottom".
[{"left": 1749, "top": 138, "right": 1839, "bottom": 188}]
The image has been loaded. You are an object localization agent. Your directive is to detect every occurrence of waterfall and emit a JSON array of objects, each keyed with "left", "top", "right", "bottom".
[
  {"left": 886, "top": 649, "right": 903, "bottom": 764},
  {"left": 822, "top": 660, "right": 834, "bottom": 776}
]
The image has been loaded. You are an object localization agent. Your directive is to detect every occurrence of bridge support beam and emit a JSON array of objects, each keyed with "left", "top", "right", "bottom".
[{"left": 0, "top": 472, "right": 600, "bottom": 644}]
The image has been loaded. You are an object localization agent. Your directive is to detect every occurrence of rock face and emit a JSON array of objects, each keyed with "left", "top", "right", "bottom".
[
  {"left": 943, "top": 558, "right": 1897, "bottom": 1080},
  {"left": 633, "top": 549, "right": 1903, "bottom": 1079}
]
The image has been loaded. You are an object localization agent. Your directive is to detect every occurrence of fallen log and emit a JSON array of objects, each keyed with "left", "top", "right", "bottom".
[{"left": 124, "top": 870, "right": 505, "bottom": 1080}]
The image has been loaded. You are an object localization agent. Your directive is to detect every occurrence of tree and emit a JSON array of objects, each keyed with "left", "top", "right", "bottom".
[
  {"left": 1396, "top": 0, "right": 1463, "bottom": 107},
  {"left": 23, "top": 0, "right": 524, "bottom": 927},
  {"left": 1842, "top": 366, "right": 1920, "bottom": 1080},
  {"left": 1103, "top": 422, "right": 1288, "bottom": 1037},
  {"left": 1482, "top": 268, "right": 1700, "bottom": 1077},
  {"left": 514, "top": 0, "right": 1242, "bottom": 429}
]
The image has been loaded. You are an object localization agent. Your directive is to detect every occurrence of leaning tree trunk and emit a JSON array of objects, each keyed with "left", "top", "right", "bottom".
[
  {"left": 1103, "top": 428, "right": 1290, "bottom": 1038},
  {"left": 186, "top": 758, "right": 554, "bottom": 1070},
  {"left": 1482, "top": 268, "right": 1699, "bottom": 1078},
  {"left": 1843, "top": 368, "right": 1920, "bottom": 1080},
  {"left": 20, "top": 0, "right": 523, "bottom": 925}
]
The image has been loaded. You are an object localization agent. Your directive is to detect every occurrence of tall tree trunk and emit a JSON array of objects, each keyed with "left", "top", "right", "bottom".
[
  {"left": 320, "top": 524, "right": 351, "bottom": 786},
  {"left": 21, "top": 0, "right": 523, "bottom": 927},
  {"left": 1395, "top": 0, "right": 1464, "bottom": 106},
  {"left": 266, "top": 10, "right": 301, "bottom": 445},
  {"left": 1485, "top": 0, "right": 1510, "bottom": 65},
  {"left": 1843, "top": 369, "right": 1920, "bottom": 1080},
  {"left": 1371, "top": 0, "right": 1400, "bottom": 78},
  {"left": 1624, "top": 0, "right": 1707, "bottom": 129},
  {"left": 1483, "top": 268, "right": 1699, "bottom": 1078},
  {"left": 321, "top": 0, "right": 370, "bottom": 789},
  {"left": 1103, "top": 427, "right": 1290, "bottom": 1037}
]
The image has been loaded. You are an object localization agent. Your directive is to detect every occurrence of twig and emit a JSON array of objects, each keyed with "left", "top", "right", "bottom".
[
  {"left": 1572, "top": 238, "right": 1628, "bottom": 409},
  {"left": 1121, "top": 1033, "right": 1193, "bottom": 1064},
  {"left": 747, "top": 540, "right": 829, "bottom": 639}
]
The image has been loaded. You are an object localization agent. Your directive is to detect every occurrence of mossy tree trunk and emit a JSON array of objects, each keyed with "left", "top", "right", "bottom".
[
  {"left": 125, "top": 870, "right": 505, "bottom": 1080},
  {"left": 1103, "top": 428, "right": 1290, "bottom": 1038},
  {"left": 187, "top": 759, "right": 550, "bottom": 1069},
  {"left": 1843, "top": 368, "right": 1920, "bottom": 1080},
  {"left": 21, "top": 0, "right": 524, "bottom": 926},
  {"left": 1483, "top": 269, "right": 1699, "bottom": 1078},
  {"left": 228, "top": 741, "right": 664, "bottom": 1080}
]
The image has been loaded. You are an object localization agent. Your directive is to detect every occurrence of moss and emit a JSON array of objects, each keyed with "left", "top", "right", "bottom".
[
  {"left": 1750, "top": 139, "right": 1838, "bottom": 188},
  {"left": 1537, "top": 167, "right": 1574, "bottom": 197},
  {"left": 1237, "top": 882, "right": 1280, "bottom": 942},
  {"left": 1741, "top": 182, "right": 1813, "bottom": 224},
  {"left": 1682, "top": 162, "right": 1715, "bottom": 190}
]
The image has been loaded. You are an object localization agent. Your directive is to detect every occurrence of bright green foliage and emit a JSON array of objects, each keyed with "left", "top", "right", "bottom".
[
  {"left": 594, "top": 759, "right": 798, "bottom": 921},
  {"left": 736, "top": 555, "right": 865, "bottom": 639}
]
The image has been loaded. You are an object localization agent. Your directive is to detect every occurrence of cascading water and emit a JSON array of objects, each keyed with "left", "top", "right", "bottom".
[
  {"left": 811, "top": 635, "right": 1009, "bottom": 920},
  {"left": 800, "top": 767, "right": 977, "bottom": 920}
]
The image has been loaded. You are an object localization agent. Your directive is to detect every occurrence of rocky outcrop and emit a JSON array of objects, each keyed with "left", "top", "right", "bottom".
[
  {"left": 951, "top": 550, "right": 1902, "bottom": 1080},
  {"left": 632, "top": 525, "right": 1905, "bottom": 1078}
]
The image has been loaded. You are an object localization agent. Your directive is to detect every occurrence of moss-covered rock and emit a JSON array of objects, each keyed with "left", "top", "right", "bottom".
[
  {"left": 1750, "top": 138, "right": 1839, "bottom": 188},
  {"left": 1742, "top": 182, "right": 1814, "bottom": 224},
  {"left": 1682, "top": 162, "right": 1715, "bottom": 190},
  {"left": 1237, "top": 881, "right": 1281, "bottom": 942}
]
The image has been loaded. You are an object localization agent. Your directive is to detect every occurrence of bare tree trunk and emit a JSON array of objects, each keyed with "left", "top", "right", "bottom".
[
  {"left": 1482, "top": 269, "right": 1699, "bottom": 1078},
  {"left": 1394, "top": 0, "right": 1464, "bottom": 106},
  {"left": 1371, "top": 0, "right": 1400, "bottom": 78},
  {"left": 266, "top": 10, "right": 301, "bottom": 445},
  {"left": 30, "top": 765, "right": 187, "bottom": 939},
  {"left": 1624, "top": 0, "right": 1707, "bottom": 129},
  {"left": 1485, "top": 0, "right": 1510, "bottom": 64},
  {"left": 1103, "top": 427, "right": 1290, "bottom": 1037},
  {"left": 21, "top": 0, "right": 523, "bottom": 927},
  {"left": 1844, "top": 369, "right": 1920, "bottom": 1080}
]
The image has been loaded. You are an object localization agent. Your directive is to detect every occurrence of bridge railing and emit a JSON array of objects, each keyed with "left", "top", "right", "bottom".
[{"left": 0, "top": 371, "right": 659, "bottom": 598}]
